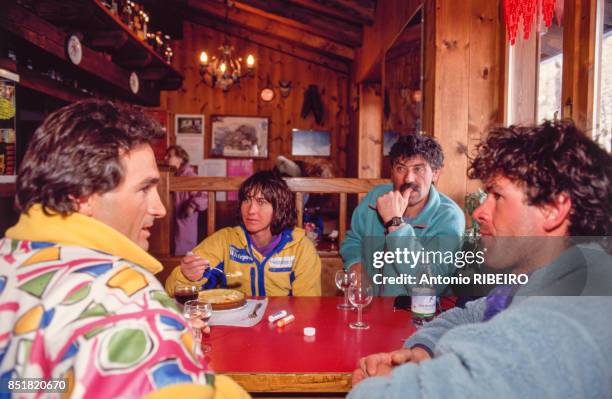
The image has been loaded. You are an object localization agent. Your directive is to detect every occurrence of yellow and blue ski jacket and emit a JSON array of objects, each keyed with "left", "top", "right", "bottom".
[{"left": 166, "top": 226, "right": 321, "bottom": 296}]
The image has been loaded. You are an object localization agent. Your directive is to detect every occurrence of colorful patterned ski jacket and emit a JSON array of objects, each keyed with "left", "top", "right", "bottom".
[{"left": 0, "top": 205, "right": 249, "bottom": 399}]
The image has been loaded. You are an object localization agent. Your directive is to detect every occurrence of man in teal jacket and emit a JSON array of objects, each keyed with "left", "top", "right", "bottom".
[
  {"left": 349, "top": 121, "right": 612, "bottom": 398},
  {"left": 340, "top": 134, "right": 465, "bottom": 296}
]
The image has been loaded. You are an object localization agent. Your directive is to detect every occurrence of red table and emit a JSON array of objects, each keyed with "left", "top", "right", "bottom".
[{"left": 206, "top": 296, "right": 416, "bottom": 397}]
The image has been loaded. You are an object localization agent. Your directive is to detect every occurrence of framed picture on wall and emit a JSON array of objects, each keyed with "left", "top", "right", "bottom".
[
  {"left": 383, "top": 131, "right": 400, "bottom": 156},
  {"left": 210, "top": 115, "right": 269, "bottom": 158},
  {"left": 175, "top": 114, "right": 204, "bottom": 135},
  {"left": 291, "top": 129, "right": 331, "bottom": 156}
]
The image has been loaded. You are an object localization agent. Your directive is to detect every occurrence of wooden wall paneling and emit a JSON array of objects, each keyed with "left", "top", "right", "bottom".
[
  {"left": 187, "top": 0, "right": 355, "bottom": 60},
  {"left": 431, "top": 0, "right": 471, "bottom": 207},
  {"left": 561, "top": 0, "right": 598, "bottom": 133},
  {"left": 161, "top": 21, "right": 349, "bottom": 177},
  {"left": 466, "top": 0, "right": 502, "bottom": 194},
  {"left": 357, "top": 82, "right": 382, "bottom": 178},
  {"left": 149, "top": 171, "right": 172, "bottom": 257},
  {"left": 423, "top": 0, "right": 437, "bottom": 136},
  {"left": 355, "top": 0, "right": 423, "bottom": 82},
  {"left": 506, "top": 25, "right": 538, "bottom": 125}
]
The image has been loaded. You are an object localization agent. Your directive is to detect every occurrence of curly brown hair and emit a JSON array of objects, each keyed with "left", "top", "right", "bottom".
[
  {"left": 238, "top": 170, "right": 296, "bottom": 235},
  {"left": 389, "top": 134, "right": 444, "bottom": 171},
  {"left": 17, "top": 99, "right": 164, "bottom": 215},
  {"left": 468, "top": 120, "right": 612, "bottom": 236}
]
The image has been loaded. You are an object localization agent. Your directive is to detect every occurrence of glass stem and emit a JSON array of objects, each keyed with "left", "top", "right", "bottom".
[
  {"left": 343, "top": 289, "right": 349, "bottom": 306},
  {"left": 357, "top": 306, "right": 363, "bottom": 325},
  {"left": 193, "top": 328, "right": 201, "bottom": 358}
]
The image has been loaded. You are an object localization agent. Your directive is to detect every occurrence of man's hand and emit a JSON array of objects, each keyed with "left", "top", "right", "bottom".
[
  {"left": 180, "top": 252, "right": 210, "bottom": 282},
  {"left": 351, "top": 347, "right": 432, "bottom": 386},
  {"left": 376, "top": 189, "right": 412, "bottom": 225},
  {"left": 348, "top": 263, "right": 363, "bottom": 286}
]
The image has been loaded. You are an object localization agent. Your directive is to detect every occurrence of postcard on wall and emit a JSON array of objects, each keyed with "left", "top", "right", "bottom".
[
  {"left": 175, "top": 114, "right": 204, "bottom": 135},
  {"left": 198, "top": 159, "right": 227, "bottom": 201},
  {"left": 383, "top": 131, "right": 400, "bottom": 156},
  {"left": 176, "top": 134, "right": 204, "bottom": 163},
  {"left": 291, "top": 129, "right": 331, "bottom": 156},
  {"left": 227, "top": 159, "right": 254, "bottom": 200},
  {"left": 210, "top": 115, "right": 268, "bottom": 158}
]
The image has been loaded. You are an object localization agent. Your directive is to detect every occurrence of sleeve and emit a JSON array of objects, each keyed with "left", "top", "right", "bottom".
[
  {"left": 188, "top": 191, "right": 209, "bottom": 212},
  {"left": 291, "top": 236, "right": 322, "bottom": 296},
  {"left": 348, "top": 300, "right": 608, "bottom": 399},
  {"left": 165, "top": 230, "right": 228, "bottom": 295},
  {"left": 340, "top": 190, "right": 378, "bottom": 270},
  {"left": 403, "top": 297, "right": 487, "bottom": 352},
  {"left": 65, "top": 269, "right": 217, "bottom": 397},
  {"left": 382, "top": 207, "right": 466, "bottom": 295}
]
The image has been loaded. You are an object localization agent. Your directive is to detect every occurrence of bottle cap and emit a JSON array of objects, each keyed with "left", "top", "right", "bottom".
[{"left": 303, "top": 327, "right": 316, "bottom": 336}]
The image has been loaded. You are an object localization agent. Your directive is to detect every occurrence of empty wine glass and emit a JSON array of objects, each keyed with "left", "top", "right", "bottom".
[
  {"left": 184, "top": 300, "right": 213, "bottom": 355},
  {"left": 348, "top": 281, "right": 373, "bottom": 329},
  {"left": 335, "top": 269, "right": 357, "bottom": 310}
]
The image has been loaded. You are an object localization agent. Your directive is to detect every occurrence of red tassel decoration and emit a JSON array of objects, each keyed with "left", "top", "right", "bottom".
[{"left": 504, "top": 0, "right": 556, "bottom": 45}]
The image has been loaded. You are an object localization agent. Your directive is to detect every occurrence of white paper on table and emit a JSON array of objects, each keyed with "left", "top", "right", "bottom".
[
  {"left": 197, "top": 159, "right": 227, "bottom": 201},
  {"left": 176, "top": 134, "right": 204, "bottom": 165},
  {"left": 209, "top": 298, "right": 268, "bottom": 327}
]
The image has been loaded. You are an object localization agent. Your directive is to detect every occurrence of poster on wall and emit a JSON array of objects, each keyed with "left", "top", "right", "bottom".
[
  {"left": 175, "top": 114, "right": 205, "bottom": 163},
  {"left": 227, "top": 159, "right": 253, "bottom": 200},
  {"left": 198, "top": 159, "right": 227, "bottom": 201},
  {"left": 210, "top": 115, "right": 269, "bottom": 158},
  {"left": 291, "top": 129, "right": 331, "bottom": 156}
]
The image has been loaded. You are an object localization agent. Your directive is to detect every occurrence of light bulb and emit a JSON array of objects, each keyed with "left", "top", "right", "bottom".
[
  {"left": 220, "top": 63, "right": 227, "bottom": 73},
  {"left": 199, "top": 51, "right": 208, "bottom": 65},
  {"left": 246, "top": 54, "right": 255, "bottom": 67}
]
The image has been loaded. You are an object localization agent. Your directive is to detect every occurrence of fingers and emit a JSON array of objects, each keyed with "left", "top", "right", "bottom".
[
  {"left": 351, "top": 368, "right": 367, "bottom": 386},
  {"left": 390, "top": 348, "right": 414, "bottom": 365},
  {"left": 180, "top": 252, "right": 210, "bottom": 281},
  {"left": 364, "top": 353, "right": 392, "bottom": 377}
]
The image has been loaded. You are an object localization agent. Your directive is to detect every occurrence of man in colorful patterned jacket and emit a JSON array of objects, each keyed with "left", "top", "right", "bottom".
[{"left": 0, "top": 99, "right": 248, "bottom": 398}]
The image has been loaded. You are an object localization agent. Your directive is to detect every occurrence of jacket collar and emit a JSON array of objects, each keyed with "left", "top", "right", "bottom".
[{"left": 5, "top": 204, "right": 163, "bottom": 274}]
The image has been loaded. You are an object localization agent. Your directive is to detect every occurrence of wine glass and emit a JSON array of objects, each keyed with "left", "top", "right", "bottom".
[
  {"left": 335, "top": 270, "right": 356, "bottom": 310},
  {"left": 174, "top": 284, "right": 199, "bottom": 306},
  {"left": 348, "top": 281, "right": 373, "bottom": 329},
  {"left": 184, "top": 300, "right": 213, "bottom": 355}
]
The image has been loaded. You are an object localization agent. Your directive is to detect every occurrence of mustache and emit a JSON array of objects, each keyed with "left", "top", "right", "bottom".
[{"left": 399, "top": 182, "right": 416, "bottom": 193}]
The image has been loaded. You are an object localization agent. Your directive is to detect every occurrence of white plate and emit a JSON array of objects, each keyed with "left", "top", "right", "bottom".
[{"left": 212, "top": 302, "right": 249, "bottom": 313}]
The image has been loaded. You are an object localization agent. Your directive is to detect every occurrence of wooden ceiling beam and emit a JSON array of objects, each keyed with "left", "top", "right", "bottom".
[
  {"left": 187, "top": 11, "right": 350, "bottom": 74},
  {"left": 232, "top": 0, "right": 362, "bottom": 47},
  {"left": 187, "top": 0, "right": 355, "bottom": 60},
  {"left": 285, "top": 0, "right": 375, "bottom": 26}
]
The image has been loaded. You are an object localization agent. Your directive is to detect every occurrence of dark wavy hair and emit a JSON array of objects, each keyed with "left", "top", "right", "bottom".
[
  {"left": 389, "top": 134, "right": 444, "bottom": 170},
  {"left": 166, "top": 145, "right": 190, "bottom": 168},
  {"left": 468, "top": 120, "right": 612, "bottom": 236},
  {"left": 17, "top": 99, "right": 163, "bottom": 215},
  {"left": 238, "top": 170, "right": 296, "bottom": 235}
]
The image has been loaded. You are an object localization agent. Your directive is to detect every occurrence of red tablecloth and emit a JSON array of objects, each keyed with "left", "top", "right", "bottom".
[{"left": 206, "top": 296, "right": 416, "bottom": 374}]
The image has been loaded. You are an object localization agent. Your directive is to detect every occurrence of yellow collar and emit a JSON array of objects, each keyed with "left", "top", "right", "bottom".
[{"left": 6, "top": 204, "right": 162, "bottom": 274}]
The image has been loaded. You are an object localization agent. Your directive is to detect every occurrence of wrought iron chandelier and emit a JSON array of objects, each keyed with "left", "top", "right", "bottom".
[{"left": 199, "top": 44, "right": 255, "bottom": 91}]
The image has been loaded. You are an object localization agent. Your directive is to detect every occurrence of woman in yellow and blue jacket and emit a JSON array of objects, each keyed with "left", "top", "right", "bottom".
[{"left": 166, "top": 171, "right": 321, "bottom": 296}]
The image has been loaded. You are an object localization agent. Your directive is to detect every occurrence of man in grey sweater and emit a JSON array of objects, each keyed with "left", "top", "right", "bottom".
[{"left": 349, "top": 120, "right": 612, "bottom": 399}]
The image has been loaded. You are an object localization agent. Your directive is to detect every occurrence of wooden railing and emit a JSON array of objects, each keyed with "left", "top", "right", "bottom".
[{"left": 149, "top": 172, "right": 388, "bottom": 258}]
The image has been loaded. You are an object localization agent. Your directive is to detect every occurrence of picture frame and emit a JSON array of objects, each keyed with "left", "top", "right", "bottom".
[
  {"left": 210, "top": 115, "right": 269, "bottom": 158},
  {"left": 175, "top": 114, "right": 204, "bottom": 135},
  {"left": 291, "top": 129, "right": 331, "bottom": 156},
  {"left": 383, "top": 131, "right": 400, "bottom": 156}
]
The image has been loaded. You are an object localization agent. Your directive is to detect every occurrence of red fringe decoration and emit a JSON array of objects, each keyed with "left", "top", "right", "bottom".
[{"left": 504, "top": 0, "right": 556, "bottom": 45}]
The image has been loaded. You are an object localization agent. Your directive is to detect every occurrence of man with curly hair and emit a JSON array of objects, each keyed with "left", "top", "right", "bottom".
[
  {"left": 348, "top": 121, "right": 612, "bottom": 398},
  {"left": 166, "top": 170, "right": 321, "bottom": 296},
  {"left": 340, "top": 134, "right": 465, "bottom": 295}
]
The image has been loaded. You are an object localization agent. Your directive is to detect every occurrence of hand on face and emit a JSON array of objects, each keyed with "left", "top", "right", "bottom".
[
  {"left": 351, "top": 347, "right": 431, "bottom": 386},
  {"left": 180, "top": 252, "right": 210, "bottom": 281},
  {"left": 375, "top": 187, "right": 412, "bottom": 224}
]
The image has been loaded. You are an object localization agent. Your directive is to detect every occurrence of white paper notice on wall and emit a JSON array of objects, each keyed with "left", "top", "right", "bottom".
[
  {"left": 198, "top": 159, "right": 227, "bottom": 201},
  {"left": 176, "top": 134, "right": 204, "bottom": 164}
]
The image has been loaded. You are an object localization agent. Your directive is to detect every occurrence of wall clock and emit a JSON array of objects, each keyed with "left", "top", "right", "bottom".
[
  {"left": 66, "top": 34, "right": 83, "bottom": 65},
  {"left": 129, "top": 72, "right": 140, "bottom": 94}
]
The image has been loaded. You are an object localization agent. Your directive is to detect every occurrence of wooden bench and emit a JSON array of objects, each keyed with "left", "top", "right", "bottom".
[{"left": 149, "top": 173, "right": 388, "bottom": 295}]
